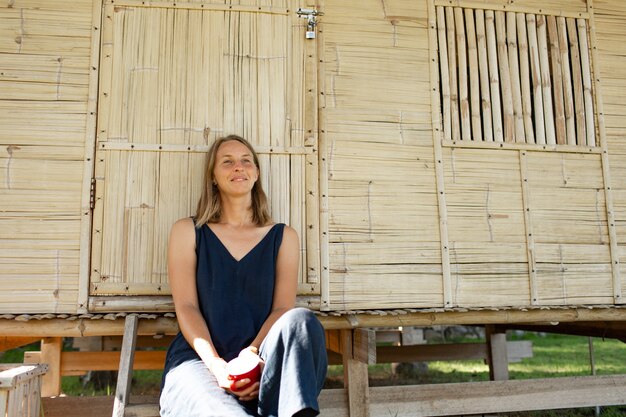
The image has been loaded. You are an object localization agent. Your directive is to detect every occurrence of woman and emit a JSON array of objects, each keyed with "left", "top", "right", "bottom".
[{"left": 160, "top": 135, "right": 328, "bottom": 417}]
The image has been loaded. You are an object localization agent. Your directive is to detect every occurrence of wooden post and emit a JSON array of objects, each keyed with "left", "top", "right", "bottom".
[
  {"left": 486, "top": 325, "right": 509, "bottom": 381},
  {"left": 341, "top": 329, "right": 370, "bottom": 417},
  {"left": 40, "top": 337, "right": 62, "bottom": 397},
  {"left": 112, "top": 315, "right": 138, "bottom": 417}
]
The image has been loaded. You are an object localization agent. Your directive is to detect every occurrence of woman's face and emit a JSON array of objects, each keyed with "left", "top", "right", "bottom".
[{"left": 213, "top": 140, "right": 259, "bottom": 196}]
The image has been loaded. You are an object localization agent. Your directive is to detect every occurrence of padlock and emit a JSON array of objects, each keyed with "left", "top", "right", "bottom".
[{"left": 306, "top": 30, "right": 316, "bottom": 39}]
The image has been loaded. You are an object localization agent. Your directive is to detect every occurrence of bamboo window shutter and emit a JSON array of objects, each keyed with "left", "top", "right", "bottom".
[{"left": 436, "top": 6, "right": 596, "bottom": 147}]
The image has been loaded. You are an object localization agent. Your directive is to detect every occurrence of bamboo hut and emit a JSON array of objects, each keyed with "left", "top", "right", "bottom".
[{"left": 1, "top": 0, "right": 626, "bottom": 415}]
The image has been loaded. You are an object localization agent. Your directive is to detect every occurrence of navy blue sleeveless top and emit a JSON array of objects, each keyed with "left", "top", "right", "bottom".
[{"left": 162, "top": 222, "right": 285, "bottom": 379}]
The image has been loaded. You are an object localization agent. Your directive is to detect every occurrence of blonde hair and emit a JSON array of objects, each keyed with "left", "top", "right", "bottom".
[{"left": 195, "top": 135, "right": 272, "bottom": 227}]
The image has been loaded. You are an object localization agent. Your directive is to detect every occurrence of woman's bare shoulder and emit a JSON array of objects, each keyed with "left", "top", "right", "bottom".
[{"left": 170, "top": 217, "right": 196, "bottom": 242}]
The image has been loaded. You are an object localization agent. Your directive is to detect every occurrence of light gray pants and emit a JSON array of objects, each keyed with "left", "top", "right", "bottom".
[{"left": 160, "top": 308, "right": 328, "bottom": 417}]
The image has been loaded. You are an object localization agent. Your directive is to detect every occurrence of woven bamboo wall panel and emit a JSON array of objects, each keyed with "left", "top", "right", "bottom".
[
  {"left": 443, "top": 147, "right": 529, "bottom": 306},
  {"left": 0, "top": 54, "right": 89, "bottom": 101},
  {"left": 330, "top": 266, "right": 444, "bottom": 310},
  {"left": 324, "top": 0, "right": 440, "bottom": 309},
  {"left": 0, "top": 0, "right": 93, "bottom": 313},
  {"left": 0, "top": 220, "right": 80, "bottom": 313},
  {"left": 324, "top": 109, "right": 433, "bottom": 147},
  {"left": 525, "top": 152, "right": 607, "bottom": 244},
  {"left": 0, "top": 6, "right": 92, "bottom": 55},
  {"left": 524, "top": 152, "right": 612, "bottom": 304},
  {"left": 93, "top": 4, "right": 315, "bottom": 295},
  {"left": 0, "top": 102, "right": 87, "bottom": 146}
]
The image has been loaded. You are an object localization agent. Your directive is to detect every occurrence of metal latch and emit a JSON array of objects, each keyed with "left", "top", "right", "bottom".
[{"left": 296, "top": 8, "right": 323, "bottom": 39}]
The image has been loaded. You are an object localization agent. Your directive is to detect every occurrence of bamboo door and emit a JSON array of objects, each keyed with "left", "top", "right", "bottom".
[{"left": 90, "top": 1, "right": 321, "bottom": 309}]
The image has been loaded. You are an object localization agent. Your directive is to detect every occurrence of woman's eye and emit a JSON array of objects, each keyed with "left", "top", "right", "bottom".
[{"left": 223, "top": 160, "right": 233, "bottom": 165}]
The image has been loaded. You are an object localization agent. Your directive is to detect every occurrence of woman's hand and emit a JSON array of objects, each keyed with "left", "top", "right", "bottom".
[{"left": 229, "top": 347, "right": 264, "bottom": 401}]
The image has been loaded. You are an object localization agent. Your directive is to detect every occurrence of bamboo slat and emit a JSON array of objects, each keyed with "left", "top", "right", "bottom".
[
  {"left": 557, "top": 17, "right": 576, "bottom": 146},
  {"left": 485, "top": 10, "right": 504, "bottom": 142},
  {"left": 506, "top": 12, "right": 525, "bottom": 142},
  {"left": 536, "top": 14, "right": 557, "bottom": 145},
  {"left": 446, "top": 7, "right": 461, "bottom": 141},
  {"left": 578, "top": 18, "right": 596, "bottom": 147},
  {"left": 526, "top": 14, "right": 546, "bottom": 144},
  {"left": 547, "top": 16, "right": 567, "bottom": 145},
  {"left": 567, "top": 18, "right": 586, "bottom": 146},
  {"left": 454, "top": 7, "right": 471, "bottom": 141},
  {"left": 474, "top": 9, "right": 493, "bottom": 142},
  {"left": 437, "top": 6, "right": 452, "bottom": 142},
  {"left": 495, "top": 11, "right": 514, "bottom": 142},
  {"left": 465, "top": 8, "right": 482, "bottom": 141},
  {"left": 516, "top": 13, "right": 535, "bottom": 144}
]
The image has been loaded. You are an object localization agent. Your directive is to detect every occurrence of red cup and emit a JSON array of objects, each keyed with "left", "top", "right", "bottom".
[{"left": 226, "top": 354, "right": 261, "bottom": 391}]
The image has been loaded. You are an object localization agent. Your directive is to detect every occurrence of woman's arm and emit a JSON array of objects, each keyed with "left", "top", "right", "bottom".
[
  {"left": 248, "top": 225, "right": 299, "bottom": 350},
  {"left": 168, "top": 218, "right": 226, "bottom": 376}
]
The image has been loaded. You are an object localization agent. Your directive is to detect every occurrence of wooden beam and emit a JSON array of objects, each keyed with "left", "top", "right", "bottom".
[
  {"left": 326, "top": 329, "right": 376, "bottom": 365},
  {"left": 1, "top": 308, "right": 626, "bottom": 337},
  {"left": 25, "top": 351, "right": 166, "bottom": 375},
  {"left": 352, "top": 329, "right": 376, "bottom": 365},
  {"left": 40, "top": 337, "right": 62, "bottom": 397},
  {"left": 0, "top": 337, "right": 39, "bottom": 352},
  {"left": 113, "top": 315, "right": 138, "bottom": 417},
  {"left": 0, "top": 317, "right": 179, "bottom": 337},
  {"left": 486, "top": 325, "right": 509, "bottom": 381},
  {"left": 341, "top": 330, "right": 369, "bottom": 417},
  {"left": 368, "top": 375, "right": 626, "bottom": 416},
  {"left": 495, "top": 321, "right": 626, "bottom": 342},
  {"left": 376, "top": 341, "right": 532, "bottom": 364}
]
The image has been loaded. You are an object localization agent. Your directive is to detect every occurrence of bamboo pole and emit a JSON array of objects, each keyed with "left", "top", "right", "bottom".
[
  {"left": 475, "top": 9, "right": 492, "bottom": 142},
  {"left": 429, "top": 0, "right": 453, "bottom": 307},
  {"left": 446, "top": 7, "right": 461, "bottom": 141},
  {"left": 485, "top": 10, "right": 503, "bottom": 142},
  {"left": 567, "top": 18, "right": 586, "bottom": 146},
  {"left": 77, "top": 0, "right": 105, "bottom": 313},
  {"left": 519, "top": 151, "right": 538, "bottom": 304},
  {"left": 547, "top": 15, "right": 566, "bottom": 145},
  {"left": 517, "top": 13, "right": 535, "bottom": 144},
  {"left": 578, "top": 18, "right": 595, "bottom": 147},
  {"left": 437, "top": 6, "right": 452, "bottom": 142},
  {"left": 495, "top": 11, "right": 514, "bottom": 142},
  {"left": 536, "top": 14, "right": 556, "bottom": 145},
  {"left": 526, "top": 14, "right": 545, "bottom": 145},
  {"left": 557, "top": 17, "right": 576, "bottom": 145},
  {"left": 455, "top": 7, "right": 471, "bottom": 141},
  {"left": 465, "top": 9, "right": 481, "bottom": 141},
  {"left": 506, "top": 12, "right": 525, "bottom": 142}
]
